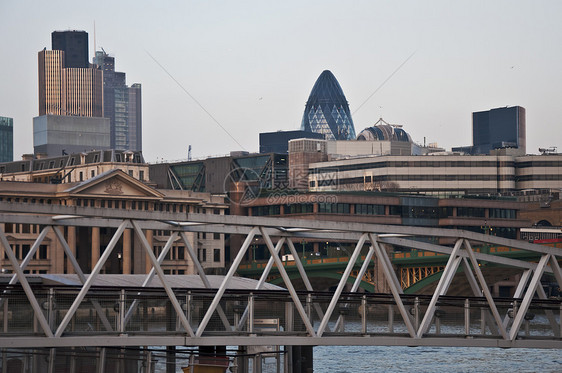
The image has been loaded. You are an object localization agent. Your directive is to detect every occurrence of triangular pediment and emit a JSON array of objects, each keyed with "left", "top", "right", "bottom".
[{"left": 65, "top": 169, "right": 164, "bottom": 199}]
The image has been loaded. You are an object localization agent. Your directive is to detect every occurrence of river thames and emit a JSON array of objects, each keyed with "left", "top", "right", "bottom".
[{"left": 313, "top": 345, "right": 562, "bottom": 372}]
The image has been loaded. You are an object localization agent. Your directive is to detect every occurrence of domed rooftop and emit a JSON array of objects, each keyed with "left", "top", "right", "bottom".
[
  {"left": 300, "top": 70, "right": 356, "bottom": 140},
  {"left": 357, "top": 118, "right": 411, "bottom": 142}
]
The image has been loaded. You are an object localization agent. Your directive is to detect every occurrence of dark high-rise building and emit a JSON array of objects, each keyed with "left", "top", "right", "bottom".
[
  {"left": 94, "top": 50, "right": 142, "bottom": 151},
  {"left": 51, "top": 30, "right": 89, "bottom": 68},
  {"left": 259, "top": 130, "right": 324, "bottom": 153},
  {"left": 0, "top": 116, "right": 13, "bottom": 162},
  {"left": 452, "top": 106, "right": 526, "bottom": 155},
  {"left": 472, "top": 106, "right": 526, "bottom": 155},
  {"left": 300, "top": 70, "right": 356, "bottom": 140}
]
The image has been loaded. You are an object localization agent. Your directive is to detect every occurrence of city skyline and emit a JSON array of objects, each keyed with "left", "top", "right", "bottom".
[{"left": 1, "top": 1, "right": 561, "bottom": 162}]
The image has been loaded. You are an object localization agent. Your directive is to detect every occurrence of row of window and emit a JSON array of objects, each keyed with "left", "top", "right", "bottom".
[
  {"left": 312, "top": 160, "right": 517, "bottom": 174},
  {"left": 516, "top": 161, "right": 562, "bottom": 168},
  {"left": 250, "top": 203, "right": 517, "bottom": 220},
  {"left": 0, "top": 197, "right": 221, "bottom": 215},
  {"left": 315, "top": 174, "right": 516, "bottom": 188},
  {"left": 516, "top": 175, "right": 562, "bottom": 182},
  {"left": 153, "top": 231, "right": 222, "bottom": 240},
  {"left": 2, "top": 244, "right": 48, "bottom": 260}
]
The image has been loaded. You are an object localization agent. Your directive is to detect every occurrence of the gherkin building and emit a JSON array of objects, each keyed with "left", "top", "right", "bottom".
[{"left": 300, "top": 70, "right": 356, "bottom": 140}]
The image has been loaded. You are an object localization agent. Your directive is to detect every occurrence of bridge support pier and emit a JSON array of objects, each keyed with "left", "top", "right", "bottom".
[{"left": 290, "top": 346, "right": 313, "bottom": 373}]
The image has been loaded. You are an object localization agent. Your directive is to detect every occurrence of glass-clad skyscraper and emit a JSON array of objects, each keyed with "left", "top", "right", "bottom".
[
  {"left": 94, "top": 50, "right": 142, "bottom": 151},
  {"left": 300, "top": 70, "right": 356, "bottom": 140},
  {"left": 0, "top": 116, "right": 13, "bottom": 162}
]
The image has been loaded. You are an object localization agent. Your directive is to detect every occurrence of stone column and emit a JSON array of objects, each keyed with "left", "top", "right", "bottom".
[
  {"left": 123, "top": 229, "right": 131, "bottom": 274},
  {"left": 91, "top": 227, "right": 100, "bottom": 272},
  {"left": 145, "top": 230, "right": 154, "bottom": 274},
  {"left": 67, "top": 226, "right": 76, "bottom": 274}
]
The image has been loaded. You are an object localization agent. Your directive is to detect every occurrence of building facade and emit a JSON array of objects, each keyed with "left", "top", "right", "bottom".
[
  {"left": 307, "top": 154, "right": 562, "bottom": 196},
  {"left": 0, "top": 169, "right": 227, "bottom": 276},
  {"left": 0, "top": 117, "right": 13, "bottom": 162},
  {"left": 94, "top": 50, "right": 142, "bottom": 151},
  {"left": 33, "top": 115, "right": 110, "bottom": 157},
  {"left": 300, "top": 70, "right": 356, "bottom": 140}
]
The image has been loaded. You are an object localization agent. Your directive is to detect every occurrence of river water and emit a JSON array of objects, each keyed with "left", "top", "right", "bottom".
[{"left": 313, "top": 345, "right": 562, "bottom": 372}]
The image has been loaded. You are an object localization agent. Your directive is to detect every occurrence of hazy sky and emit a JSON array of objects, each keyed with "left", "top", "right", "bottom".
[{"left": 1, "top": 0, "right": 561, "bottom": 162}]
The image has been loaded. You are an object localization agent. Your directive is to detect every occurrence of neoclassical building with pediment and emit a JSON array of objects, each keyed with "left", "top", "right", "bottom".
[{"left": 0, "top": 169, "right": 228, "bottom": 276}]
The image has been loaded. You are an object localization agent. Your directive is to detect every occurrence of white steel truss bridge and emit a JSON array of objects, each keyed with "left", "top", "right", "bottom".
[{"left": 0, "top": 202, "right": 561, "bottom": 351}]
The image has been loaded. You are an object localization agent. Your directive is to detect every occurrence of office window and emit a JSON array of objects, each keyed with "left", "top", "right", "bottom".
[{"left": 214, "top": 249, "right": 221, "bottom": 262}]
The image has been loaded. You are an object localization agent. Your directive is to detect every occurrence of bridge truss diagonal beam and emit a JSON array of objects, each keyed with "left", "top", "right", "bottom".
[
  {"left": 196, "top": 227, "right": 258, "bottom": 337},
  {"left": 54, "top": 220, "right": 128, "bottom": 337},
  {"left": 463, "top": 239, "right": 508, "bottom": 339},
  {"left": 260, "top": 227, "right": 316, "bottom": 337},
  {"left": 371, "top": 235, "right": 416, "bottom": 338},
  {"left": 503, "top": 269, "right": 532, "bottom": 330},
  {"left": 236, "top": 237, "right": 286, "bottom": 331},
  {"left": 179, "top": 231, "right": 231, "bottom": 331},
  {"left": 0, "top": 226, "right": 53, "bottom": 337},
  {"left": 462, "top": 257, "right": 499, "bottom": 335},
  {"left": 416, "top": 239, "right": 463, "bottom": 338},
  {"left": 52, "top": 226, "right": 113, "bottom": 332},
  {"left": 123, "top": 232, "right": 179, "bottom": 327},
  {"left": 0, "top": 226, "right": 51, "bottom": 308},
  {"left": 508, "top": 253, "right": 551, "bottom": 341},
  {"left": 334, "top": 243, "right": 377, "bottom": 332},
  {"left": 285, "top": 238, "right": 327, "bottom": 326},
  {"left": 317, "top": 233, "right": 368, "bottom": 337},
  {"left": 131, "top": 220, "right": 195, "bottom": 337}
]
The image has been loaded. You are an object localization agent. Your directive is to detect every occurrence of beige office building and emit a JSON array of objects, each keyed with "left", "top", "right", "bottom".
[{"left": 0, "top": 169, "right": 227, "bottom": 276}]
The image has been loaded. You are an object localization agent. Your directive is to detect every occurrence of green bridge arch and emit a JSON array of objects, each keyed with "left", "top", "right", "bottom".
[{"left": 268, "top": 270, "right": 375, "bottom": 293}]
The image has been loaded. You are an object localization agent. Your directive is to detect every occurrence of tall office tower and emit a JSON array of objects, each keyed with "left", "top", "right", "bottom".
[
  {"left": 473, "top": 106, "right": 526, "bottom": 155},
  {"left": 128, "top": 83, "right": 142, "bottom": 151},
  {"left": 0, "top": 116, "right": 13, "bottom": 162},
  {"left": 300, "top": 70, "right": 356, "bottom": 140},
  {"left": 51, "top": 30, "right": 89, "bottom": 68},
  {"left": 38, "top": 50, "right": 65, "bottom": 116},
  {"left": 35, "top": 31, "right": 107, "bottom": 157},
  {"left": 38, "top": 31, "right": 103, "bottom": 117},
  {"left": 94, "top": 50, "right": 142, "bottom": 151}
]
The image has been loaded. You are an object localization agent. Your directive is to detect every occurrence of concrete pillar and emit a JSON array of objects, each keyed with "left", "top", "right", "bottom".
[
  {"left": 91, "top": 227, "right": 100, "bottom": 272},
  {"left": 123, "top": 229, "right": 131, "bottom": 274},
  {"left": 145, "top": 230, "right": 153, "bottom": 274},
  {"left": 291, "top": 345, "right": 313, "bottom": 373},
  {"left": 67, "top": 226, "right": 76, "bottom": 274}
]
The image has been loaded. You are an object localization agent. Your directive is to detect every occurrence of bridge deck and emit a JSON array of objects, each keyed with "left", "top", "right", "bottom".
[
  {"left": 0, "top": 284, "right": 560, "bottom": 349},
  {"left": 0, "top": 202, "right": 560, "bottom": 350}
]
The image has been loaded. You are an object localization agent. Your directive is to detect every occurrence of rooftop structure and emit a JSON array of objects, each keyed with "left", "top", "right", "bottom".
[
  {"left": 259, "top": 130, "right": 324, "bottom": 154},
  {"left": 0, "top": 149, "right": 146, "bottom": 184}
]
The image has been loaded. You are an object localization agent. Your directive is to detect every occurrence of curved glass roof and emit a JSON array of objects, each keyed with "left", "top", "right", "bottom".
[{"left": 300, "top": 70, "right": 356, "bottom": 140}]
